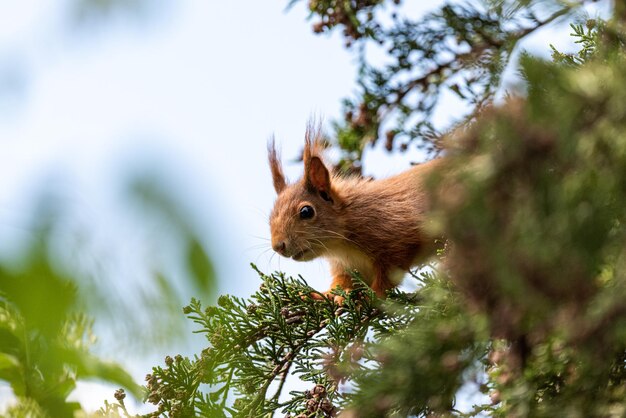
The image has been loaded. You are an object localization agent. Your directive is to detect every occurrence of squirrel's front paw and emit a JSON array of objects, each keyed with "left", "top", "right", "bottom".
[
  {"left": 317, "top": 289, "right": 349, "bottom": 305},
  {"left": 299, "top": 290, "right": 344, "bottom": 305}
]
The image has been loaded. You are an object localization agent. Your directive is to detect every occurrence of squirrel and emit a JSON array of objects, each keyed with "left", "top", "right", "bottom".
[{"left": 268, "top": 124, "right": 443, "bottom": 299}]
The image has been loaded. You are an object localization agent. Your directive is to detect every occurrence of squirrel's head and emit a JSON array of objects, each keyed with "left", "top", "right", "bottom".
[{"left": 268, "top": 126, "right": 344, "bottom": 262}]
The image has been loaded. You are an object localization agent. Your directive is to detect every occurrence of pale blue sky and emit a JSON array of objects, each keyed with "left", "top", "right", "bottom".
[{"left": 0, "top": 0, "right": 611, "bottom": 412}]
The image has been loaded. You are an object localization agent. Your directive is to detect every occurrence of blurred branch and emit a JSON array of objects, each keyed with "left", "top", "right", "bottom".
[
  {"left": 69, "top": 0, "right": 162, "bottom": 26},
  {"left": 295, "top": 0, "right": 595, "bottom": 170}
]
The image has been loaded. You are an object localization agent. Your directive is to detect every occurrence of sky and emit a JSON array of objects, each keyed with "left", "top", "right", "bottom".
[{"left": 0, "top": 0, "right": 612, "bottom": 413}]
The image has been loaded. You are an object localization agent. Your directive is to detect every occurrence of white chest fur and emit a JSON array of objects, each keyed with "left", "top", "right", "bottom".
[
  {"left": 325, "top": 245, "right": 376, "bottom": 285},
  {"left": 325, "top": 244, "right": 408, "bottom": 287}
]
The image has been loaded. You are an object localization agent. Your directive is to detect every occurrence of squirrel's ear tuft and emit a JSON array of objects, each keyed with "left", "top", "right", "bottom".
[
  {"left": 306, "top": 156, "right": 332, "bottom": 196},
  {"left": 268, "top": 136, "right": 287, "bottom": 194},
  {"left": 303, "top": 120, "right": 324, "bottom": 165},
  {"left": 303, "top": 120, "right": 333, "bottom": 200}
]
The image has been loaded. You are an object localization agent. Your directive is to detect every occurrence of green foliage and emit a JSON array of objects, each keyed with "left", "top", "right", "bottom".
[
  {"left": 343, "top": 270, "right": 489, "bottom": 417},
  {"left": 294, "top": 0, "right": 580, "bottom": 171},
  {"left": 0, "top": 175, "right": 216, "bottom": 416},
  {"left": 428, "top": 26, "right": 626, "bottom": 416},
  {"left": 550, "top": 20, "right": 601, "bottom": 66},
  {"left": 0, "top": 236, "right": 141, "bottom": 417},
  {"left": 143, "top": 267, "right": 387, "bottom": 417},
  {"left": 334, "top": 11, "right": 626, "bottom": 416},
  {"left": 134, "top": 266, "right": 488, "bottom": 417}
]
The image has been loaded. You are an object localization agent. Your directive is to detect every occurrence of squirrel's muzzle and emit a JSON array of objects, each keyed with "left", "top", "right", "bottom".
[{"left": 272, "top": 240, "right": 287, "bottom": 256}]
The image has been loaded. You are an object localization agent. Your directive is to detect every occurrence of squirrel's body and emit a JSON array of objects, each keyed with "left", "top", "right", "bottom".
[{"left": 268, "top": 126, "right": 442, "bottom": 297}]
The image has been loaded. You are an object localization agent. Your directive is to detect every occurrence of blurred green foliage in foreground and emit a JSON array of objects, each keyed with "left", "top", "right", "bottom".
[
  {"left": 0, "top": 219, "right": 141, "bottom": 417},
  {"left": 0, "top": 175, "right": 216, "bottom": 417}
]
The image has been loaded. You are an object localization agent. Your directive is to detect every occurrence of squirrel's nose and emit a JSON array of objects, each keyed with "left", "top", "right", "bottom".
[{"left": 273, "top": 241, "right": 286, "bottom": 255}]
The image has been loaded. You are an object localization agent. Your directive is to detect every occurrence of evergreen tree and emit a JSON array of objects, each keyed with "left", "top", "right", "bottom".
[{"left": 130, "top": 0, "right": 626, "bottom": 417}]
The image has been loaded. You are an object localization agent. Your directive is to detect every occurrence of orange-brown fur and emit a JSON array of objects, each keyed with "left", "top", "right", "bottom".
[{"left": 268, "top": 125, "right": 443, "bottom": 297}]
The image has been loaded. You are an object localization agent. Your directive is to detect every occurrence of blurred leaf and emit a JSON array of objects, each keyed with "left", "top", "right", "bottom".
[
  {"left": 0, "top": 228, "right": 141, "bottom": 415},
  {"left": 72, "top": 351, "right": 143, "bottom": 399},
  {"left": 70, "top": 0, "right": 158, "bottom": 25},
  {"left": 0, "top": 259, "right": 76, "bottom": 339},
  {"left": 0, "top": 352, "right": 19, "bottom": 370},
  {"left": 128, "top": 173, "right": 216, "bottom": 298},
  {"left": 186, "top": 238, "right": 215, "bottom": 296}
]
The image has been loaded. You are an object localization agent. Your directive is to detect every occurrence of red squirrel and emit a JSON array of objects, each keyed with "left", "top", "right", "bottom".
[{"left": 268, "top": 124, "right": 443, "bottom": 298}]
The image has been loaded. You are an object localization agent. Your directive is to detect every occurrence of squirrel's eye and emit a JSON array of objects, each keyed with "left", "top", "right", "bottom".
[{"left": 299, "top": 205, "right": 315, "bottom": 220}]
